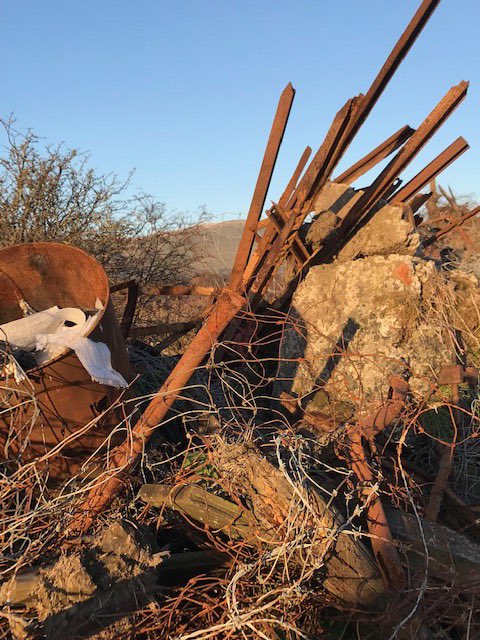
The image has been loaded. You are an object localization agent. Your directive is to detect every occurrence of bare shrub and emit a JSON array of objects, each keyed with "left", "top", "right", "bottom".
[{"left": 0, "top": 116, "right": 209, "bottom": 325}]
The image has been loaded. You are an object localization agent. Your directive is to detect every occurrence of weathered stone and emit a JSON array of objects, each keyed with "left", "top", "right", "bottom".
[
  {"left": 278, "top": 255, "right": 456, "bottom": 418},
  {"left": 308, "top": 182, "right": 419, "bottom": 260},
  {"left": 312, "top": 181, "right": 358, "bottom": 216},
  {"left": 336, "top": 203, "right": 420, "bottom": 261}
]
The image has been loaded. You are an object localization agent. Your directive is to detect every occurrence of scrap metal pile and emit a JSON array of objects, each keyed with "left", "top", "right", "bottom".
[{"left": 2, "top": 1, "right": 480, "bottom": 638}]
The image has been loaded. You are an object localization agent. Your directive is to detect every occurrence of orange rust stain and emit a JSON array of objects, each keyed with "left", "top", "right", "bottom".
[{"left": 392, "top": 262, "right": 412, "bottom": 286}]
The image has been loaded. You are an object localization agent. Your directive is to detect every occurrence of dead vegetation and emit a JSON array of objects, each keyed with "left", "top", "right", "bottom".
[{"left": 1, "top": 1, "right": 480, "bottom": 639}]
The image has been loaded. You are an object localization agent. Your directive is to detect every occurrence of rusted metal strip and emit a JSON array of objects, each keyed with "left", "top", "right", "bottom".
[
  {"left": 242, "top": 145, "right": 312, "bottom": 284},
  {"left": 249, "top": 205, "right": 301, "bottom": 304},
  {"left": 289, "top": 97, "right": 357, "bottom": 210},
  {"left": 423, "top": 205, "right": 480, "bottom": 247},
  {"left": 66, "top": 290, "right": 246, "bottom": 538},
  {"left": 346, "top": 377, "right": 409, "bottom": 589},
  {"left": 335, "top": 125, "right": 414, "bottom": 185},
  {"left": 228, "top": 83, "right": 295, "bottom": 291},
  {"left": 389, "top": 136, "right": 469, "bottom": 204},
  {"left": 305, "top": 0, "right": 442, "bottom": 191},
  {"left": 267, "top": 208, "right": 310, "bottom": 261},
  {"left": 151, "top": 284, "right": 216, "bottom": 297},
  {"left": 120, "top": 280, "right": 139, "bottom": 338},
  {"left": 337, "top": 82, "right": 468, "bottom": 242},
  {"left": 347, "top": 0, "right": 442, "bottom": 143},
  {"left": 110, "top": 279, "right": 137, "bottom": 293},
  {"left": 279, "top": 145, "right": 312, "bottom": 207}
]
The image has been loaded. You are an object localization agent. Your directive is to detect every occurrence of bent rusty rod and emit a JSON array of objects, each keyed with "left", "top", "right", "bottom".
[{"left": 67, "top": 86, "right": 296, "bottom": 536}]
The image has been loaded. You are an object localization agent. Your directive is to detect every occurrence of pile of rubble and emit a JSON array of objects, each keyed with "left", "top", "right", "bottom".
[{"left": 2, "top": 1, "right": 480, "bottom": 638}]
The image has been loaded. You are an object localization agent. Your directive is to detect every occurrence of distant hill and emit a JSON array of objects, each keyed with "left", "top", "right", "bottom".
[{"left": 191, "top": 219, "right": 245, "bottom": 284}]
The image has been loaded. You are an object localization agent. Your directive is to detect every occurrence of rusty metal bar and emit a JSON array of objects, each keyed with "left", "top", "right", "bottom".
[
  {"left": 335, "top": 125, "right": 414, "bottom": 185},
  {"left": 242, "top": 145, "right": 312, "bottom": 285},
  {"left": 66, "top": 290, "right": 246, "bottom": 538},
  {"left": 346, "top": 377, "right": 409, "bottom": 589},
  {"left": 389, "top": 136, "right": 469, "bottom": 204},
  {"left": 151, "top": 285, "right": 216, "bottom": 297},
  {"left": 120, "top": 280, "right": 139, "bottom": 338},
  {"left": 347, "top": 0, "right": 442, "bottom": 144},
  {"left": 423, "top": 205, "right": 480, "bottom": 247},
  {"left": 338, "top": 82, "right": 468, "bottom": 241},
  {"left": 249, "top": 205, "right": 301, "bottom": 304},
  {"left": 110, "top": 279, "right": 137, "bottom": 293},
  {"left": 409, "top": 191, "right": 432, "bottom": 215},
  {"left": 228, "top": 83, "right": 295, "bottom": 291},
  {"left": 289, "top": 97, "right": 358, "bottom": 210},
  {"left": 267, "top": 208, "right": 310, "bottom": 261},
  {"left": 279, "top": 145, "right": 312, "bottom": 208}
]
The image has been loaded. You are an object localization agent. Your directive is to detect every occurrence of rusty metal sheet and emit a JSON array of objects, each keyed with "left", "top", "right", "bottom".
[{"left": 0, "top": 242, "right": 132, "bottom": 478}]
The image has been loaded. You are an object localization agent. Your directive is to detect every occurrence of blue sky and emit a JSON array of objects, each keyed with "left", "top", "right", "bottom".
[{"left": 1, "top": 1, "right": 478, "bottom": 219}]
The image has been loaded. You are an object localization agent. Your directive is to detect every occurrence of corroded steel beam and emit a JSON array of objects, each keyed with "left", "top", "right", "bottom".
[
  {"left": 335, "top": 125, "right": 414, "bottom": 185},
  {"left": 389, "top": 136, "right": 469, "bottom": 204},
  {"left": 339, "top": 81, "right": 468, "bottom": 240},
  {"left": 228, "top": 83, "right": 295, "bottom": 290}
]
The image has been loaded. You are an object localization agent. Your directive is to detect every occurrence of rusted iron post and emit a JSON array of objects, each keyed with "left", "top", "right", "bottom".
[
  {"left": 66, "top": 290, "right": 245, "bottom": 537},
  {"left": 334, "top": 125, "right": 414, "bottom": 185},
  {"left": 327, "top": 82, "right": 468, "bottom": 253},
  {"left": 244, "top": 145, "right": 312, "bottom": 283},
  {"left": 389, "top": 136, "right": 469, "bottom": 204},
  {"left": 409, "top": 191, "right": 433, "bottom": 215},
  {"left": 228, "top": 83, "right": 295, "bottom": 291},
  {"left": 346, "top": 0, "right": 442, "bottom": 143}
]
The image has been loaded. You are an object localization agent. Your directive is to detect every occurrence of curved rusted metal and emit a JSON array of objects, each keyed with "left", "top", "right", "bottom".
[{"left": 0, "top": 242, "right": 132, "bottom": 479}]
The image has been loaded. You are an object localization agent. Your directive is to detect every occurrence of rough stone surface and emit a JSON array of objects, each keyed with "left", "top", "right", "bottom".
[
  {"left": 277, "top": 255, "right": 458, "bottom": 418},
  {"left": 307, "top": 182, "right": 419, "bottom": 260},
  {"left": 30, "top": 522, "right": 163, "bottom": 640},
  {"left": 336, "top": 203, "right": 420, "bottom": 262},
  {"left": 312, "top": 181, "right": 358, "bottom": 217}
]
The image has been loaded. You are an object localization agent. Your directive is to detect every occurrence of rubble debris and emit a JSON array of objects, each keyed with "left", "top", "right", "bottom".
[
  {"left": 0, "top": 521, "right": 227, "bottom": 640},
  {"left": 278, "top": 253, "right": 456, "bottom": 416},
  {"left": 2, "top": 1, "right": 480, "bottom": 638}
]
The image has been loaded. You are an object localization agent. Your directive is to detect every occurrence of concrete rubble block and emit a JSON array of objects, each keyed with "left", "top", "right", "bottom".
[
  {"left": 336, "top": 202, "right": 420, "bottom": 262},
  {"left": 307, "top": 181, "right": 419, "bottom": 260},
  {"left": 278, "top": 254, "right": 456, "bottom": 418}
]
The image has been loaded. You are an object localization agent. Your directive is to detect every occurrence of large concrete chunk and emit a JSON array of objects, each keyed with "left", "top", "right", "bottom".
[
  {"left": 278, "top": 255, "right": 455, "bottom": 418},
  {"left": 307, "top": 181, "right": 420, "bottom": 260},
  {"left": 336, "top": 203, "right": 420, "bottom": 261}
]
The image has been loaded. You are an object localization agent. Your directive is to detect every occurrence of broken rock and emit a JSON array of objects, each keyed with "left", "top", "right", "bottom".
[{"left": 278, "top": 254, "right": 456, "bottom": 418}]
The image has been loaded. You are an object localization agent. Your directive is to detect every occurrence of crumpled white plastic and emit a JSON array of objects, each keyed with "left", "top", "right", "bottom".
[{"left": 0, "top": 305, "right": 128, "bottom": 389}]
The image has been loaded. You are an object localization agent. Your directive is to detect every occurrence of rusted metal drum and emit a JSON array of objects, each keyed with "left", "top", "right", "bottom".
[{"left": 0, "top": 242, "right": 133, "bottom": 478}]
